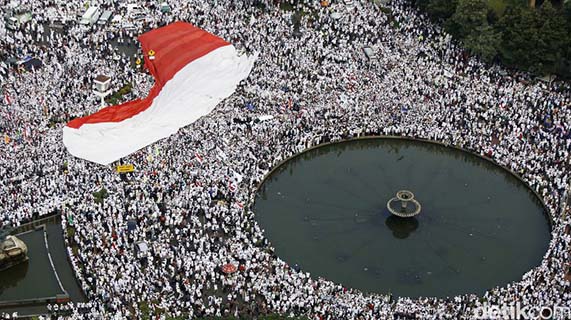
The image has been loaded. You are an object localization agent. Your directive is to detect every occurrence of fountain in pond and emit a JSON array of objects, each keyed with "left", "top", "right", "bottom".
[{"left": 387, "top": 190, "right": 421, "bottom": 218}]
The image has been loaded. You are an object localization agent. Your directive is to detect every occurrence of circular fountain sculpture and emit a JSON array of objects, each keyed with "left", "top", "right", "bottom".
[{"left": 387, "top": 190, "right": 421, "bottom": 218}]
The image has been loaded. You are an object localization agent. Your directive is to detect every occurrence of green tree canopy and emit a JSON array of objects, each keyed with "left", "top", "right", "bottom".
[
  {"left": 464, "top": 25, "right": 501, "bottom": 62},
  {"left": 497, "top": 5, "right": 540, "bottom": 71},
  {"left": 446, "top": 0, "right": 489, "bottom": 38},
  {"left": 427, "top": 0, "right": 459, "bottom": 21},
  {"left": 416, "top": 0, "right": 571, "bottom": 78},
  {"left": 536, "top": 1, "right": 568, "bottom": 74}
]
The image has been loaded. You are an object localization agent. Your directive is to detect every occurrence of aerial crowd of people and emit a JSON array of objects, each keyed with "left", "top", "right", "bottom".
[{"left": 0, "top": 0, "right": 570, "bottom": 319}]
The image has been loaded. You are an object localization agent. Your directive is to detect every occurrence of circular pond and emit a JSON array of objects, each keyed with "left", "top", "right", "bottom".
[{"left": 253, "top": 138, "right": 551, "bottom": 298}]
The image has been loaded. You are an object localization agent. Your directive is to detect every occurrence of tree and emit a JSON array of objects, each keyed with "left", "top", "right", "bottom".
[
  {"left": 426, "top": 0, "right": 459, "bottom": 21},
  {"left": 414, "top": 0, "right": 571, "bottom": 78},
  {"left": 464, "top": 25, "right": 501, "bottom": 62},
  {"left": 564, "top": 2, "right": 571, "bottom": 77},
  {"left": 445, "top": 0, "right": 498, "bottom": 62},
  {"left": 446, "top": 0, "right": 489, "bottom": 38},
  {"left": 496, "top": 5, "right": 540, "bottom": 71},
  {"left": 536, "top": 1, "right": 568, "bottom": 74},
  {"left": 565, "top": 1, "right": 571, "bottom": 20}
]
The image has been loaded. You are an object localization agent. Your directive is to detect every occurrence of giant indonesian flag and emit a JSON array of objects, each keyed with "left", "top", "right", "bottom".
[{"left": 63, "top": 22, "right": 255, "bottom": 165}]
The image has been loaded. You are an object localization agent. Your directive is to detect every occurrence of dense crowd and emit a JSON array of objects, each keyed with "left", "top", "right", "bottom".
[{"left": 1, "top": 0, "right": 570, "bottom": 319}]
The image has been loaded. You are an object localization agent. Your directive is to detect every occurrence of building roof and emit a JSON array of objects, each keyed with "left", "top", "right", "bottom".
[{"left": 94, "top": 75, "right": 110, "bottom": 84}]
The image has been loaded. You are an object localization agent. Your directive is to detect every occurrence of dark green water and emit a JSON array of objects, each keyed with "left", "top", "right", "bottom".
[
  {"left": 0, "top": 224, "right": 85, "bottom": 315},
  {"left": 0, "top": 229, "right": 63, "bottom": 301},
  {"left": 254, "top": 138, "right": 551, "bottom": 298}
]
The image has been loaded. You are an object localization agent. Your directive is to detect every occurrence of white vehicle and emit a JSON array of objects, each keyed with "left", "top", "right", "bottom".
[
  {"left": 80, "top": 7, "right": 100, "bottom": 25},
  {"left": 5, "top": 11, "right": 32, "bottom": 30},
  {"left": 97, "top": 10, "right": 112, "bottom": 25},
  {"left": 363, "top": 47, "right": 377, "bottom": 61},
  {"left": 111, "top": 14, "right": 122, "bottom": 25},
  {"left": 89, "top": 10, "right": 101, "bottom": 25},
  {"left": 131, "top": 11, "right": 146, "bottom": 21},
  {"left": 6, "top": 17, "right": 19, "bottom": 30},
  {"left": 135, "top": 241, "right": 148, "bottom": 259},
  {"left": 122, "top": 22, "right": 136, "bottom": 31},
  {"left": 91, "top": 10, "right": 101, "bottom": 25},
  {"left": 126, "top": 4, "right": 146, "bottom": 21},
  {"left": 126, "top": 4, "right": 142, "bottom": 12},
  {"left": 257, "top": 115, "right": 275, "bottom": 122},
  {"left": 160, "top": 2, "right": 171, "bottom": 13},
  {"left": 330, "top": 11, "right": 342, "bottom": 20}
]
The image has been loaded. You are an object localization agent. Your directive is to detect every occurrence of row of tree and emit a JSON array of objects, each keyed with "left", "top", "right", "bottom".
[{"left": 414, "top": 0, "right": 571, "bottom": 78}]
